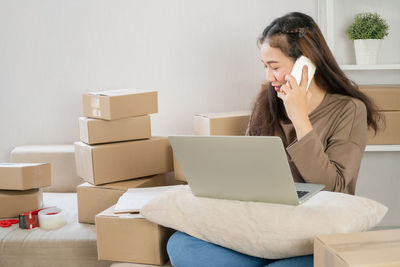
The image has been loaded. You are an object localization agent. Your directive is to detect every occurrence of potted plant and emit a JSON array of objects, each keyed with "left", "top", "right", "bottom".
[{"left": 346, "top": 12, "right": 389, "bottom": 65}]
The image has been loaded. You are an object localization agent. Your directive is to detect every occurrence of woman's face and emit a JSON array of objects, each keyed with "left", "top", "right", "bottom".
[{"left": 260, "top": 42, "right": 295, "bottom": 92}]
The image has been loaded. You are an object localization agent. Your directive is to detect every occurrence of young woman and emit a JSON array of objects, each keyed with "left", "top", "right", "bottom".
[{"left": 167, "top": 12, "right": 381, "bottom": 267}]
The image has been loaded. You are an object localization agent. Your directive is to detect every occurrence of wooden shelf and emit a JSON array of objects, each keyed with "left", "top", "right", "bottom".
[
  {"left": 340, "top": 64, "right": 400, "bottom": 70},
  {"left": 365, "top": 145, "right": 400, "bottom": 152}
]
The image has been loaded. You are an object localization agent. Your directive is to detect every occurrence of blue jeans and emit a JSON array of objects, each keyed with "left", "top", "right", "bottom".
[{"left": 167, "top": 231, "right": 313, "bottom": 267}]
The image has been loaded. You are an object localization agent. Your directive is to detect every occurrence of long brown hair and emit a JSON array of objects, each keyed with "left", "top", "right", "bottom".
[{"left": 248, "top": 12, "right": 382, "bottom": 136}]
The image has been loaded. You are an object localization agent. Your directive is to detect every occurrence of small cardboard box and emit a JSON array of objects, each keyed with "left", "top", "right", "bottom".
[
  {"left": 77, "top": 173, "right": 168, "bottom": 224},
  {"left": 75, "top": 137, "right": 173, "bottom": 185},
  {"left": 0, "top": 189, "right": 43, "bottom": 218},
  {"left": 82, "top": 89, "right": 158, "bottom": 120},
  {"left": 314, "top": 229, "right": 400, "bottom": 267},
  {"left": 0, "top": 163, "right": 51, "bottom": 190},
  {"left": 194, "top": 111, "right": 250, "bottom": 136},
  {"left": 368, "top": 111, "right": 400, "bottom": 144},
  {"left": 10, "top": 145, "right": 82, "bottom": 192},
  {"left": 95, "top": 205, "right": 174, "bottom": 265},
  {"left": 173, "top": 153, "right": 186, "bottom": 182},
  {"left": 79, "top": 115, "right": 151, "bottom": 145},
  {"left": 359, "top": 85, "right": 400, "bottom": 111}
]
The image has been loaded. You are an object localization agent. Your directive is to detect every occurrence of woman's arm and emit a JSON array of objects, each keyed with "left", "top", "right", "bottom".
[{"left": 286, "top": 99, "right": 368, "bottom": 193}]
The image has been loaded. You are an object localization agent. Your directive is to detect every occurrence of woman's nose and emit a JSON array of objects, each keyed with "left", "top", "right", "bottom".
[{"left": 266, "top": 69, "right": 276, "bottom": 83}]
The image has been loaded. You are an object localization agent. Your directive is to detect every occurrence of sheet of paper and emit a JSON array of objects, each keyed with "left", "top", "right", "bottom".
[{"left": 114, "top": 185, "right": 183, "bottom": 214}]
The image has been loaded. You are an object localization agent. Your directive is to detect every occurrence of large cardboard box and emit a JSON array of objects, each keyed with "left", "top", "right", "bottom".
[
  {"left": 359, "top": 85, "right": 400, "bottom": 111},
  {"left": 368, "top": 111, "right": 400, "bottom": 144},
  {"left": 79, "top": 115, "right": 151, "bottom": 145},
  {"left": 194, "top": 111, "right": 250, "bottom": 136},
  {"left": 10, "top": 145, "right": 82, "bottom": 192},
  {"left": 77, "top": 174, "right": 168, "bottom": 224},
  {"left": 0, "top": 189, "right": 43, "bottom": 218},
  {"left": 173, "top": 154, "right": 186, "bottom": 182},
  {"left": 75, "top": 137, "right": 173, "bottom": 185},
  {"left": 0, "top": 163, "right": 51, "bottom": 190},
  {"left": 314, "top": 229, "right": 400, "bottom": 267},
  {"left": 82, "top": 89, "right": 158, "bottom": 120},
  {"left": 96, "top": 205, "right": 174, "bottom": 265}
]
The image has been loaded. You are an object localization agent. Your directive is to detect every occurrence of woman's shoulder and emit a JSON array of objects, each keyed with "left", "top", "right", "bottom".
[{"left": 327, "top": 93, "right": 367, "bottom": 115}]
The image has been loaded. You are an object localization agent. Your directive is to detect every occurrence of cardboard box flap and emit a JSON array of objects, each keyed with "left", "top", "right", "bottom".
[
  {"left": 78, "top": 174, "right": 167, "bottom": 191},
  {"left": 0, "top": 163, "right": 46, "bottom": 167},
  {"left": 196, "top": 111, "right": 251, "bottom": 119},
  {"left": 98, "top": 205, "right": 144, "bottom": 219},
  {"left": 89, "top": 89, "right": 157, "bottom": 97}
]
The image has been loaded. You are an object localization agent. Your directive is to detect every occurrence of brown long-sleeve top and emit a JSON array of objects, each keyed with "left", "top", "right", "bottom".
[{"left": 248, "top": 93, "right": 368, "bottom": 195}]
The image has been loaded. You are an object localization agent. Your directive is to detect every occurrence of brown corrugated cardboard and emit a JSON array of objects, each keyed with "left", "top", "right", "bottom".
[
  {"left": 77, "top": 174, "right": 168, "bottom": 224},
  {"left": 110, "top": 262, "right": 171, "bottom": 267},
  {"left": 10, "top": 145, "right": 83, "bottom": 192},
  {"left": 0, "top": 163, "right": 51, "bottom": 190},
  {"left": 194, "top": 111, "right": 250, "bottom": 136},
  {"left": 82, "top": 89, "right": 158, "bottom": 120},
  {"left": 359, "top": 85, "right": 400, "bottom": 111},
  {"left": 95, "top": 205, "right": 174, "bottom": 265},
  {"left": 314, "top": 229, "right": 400, "bottom": 267},
  {"left": 74, "top": 137, "right": 173, "bottom": 185},
  {"left": 79, "top": 115, "right": 151, "bottom": 145},
  {"left": 368, "top": 111, "right": 400, "bottom": 144},
  {"left": 173, "top": 154, "right": 186, "bottom": 182},
  {"left": 0, "top": 189, "right": 43, "bottom": 218}
]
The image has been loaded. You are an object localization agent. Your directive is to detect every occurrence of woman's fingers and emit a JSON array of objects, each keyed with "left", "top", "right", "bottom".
[
  {"left": 285, "top": 74, "right": 297, "bottom": 90},
  {"left": 280, "top": 84, "right": 290, "bottom": 95},
  {"left": 277, "top": 91, "right": 286, "bottom": 101},
  {"left": 299, "top": 65, "right": 309, "bottom": 89}
]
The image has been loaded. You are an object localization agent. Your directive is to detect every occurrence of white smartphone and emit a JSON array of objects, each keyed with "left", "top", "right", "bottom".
[{"left": 289, "top": 56, "right": 316, "bottom": 91}]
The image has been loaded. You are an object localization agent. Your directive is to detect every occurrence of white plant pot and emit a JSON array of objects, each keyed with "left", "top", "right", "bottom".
[{"left": 354, "top": 39, "right": 382, "bottom": 65}]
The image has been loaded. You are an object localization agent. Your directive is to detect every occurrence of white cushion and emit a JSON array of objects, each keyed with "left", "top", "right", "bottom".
[
  {"left": 0, "top": 193, "right": 110, "bottom": 267},
  {"left": 141, "top": 185, "right": 388, "bottom": 259}
]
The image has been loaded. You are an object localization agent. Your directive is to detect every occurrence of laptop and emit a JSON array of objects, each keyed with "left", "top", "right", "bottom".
[{"left": 168, "top": 135, "right": 325, "bottom": 205}]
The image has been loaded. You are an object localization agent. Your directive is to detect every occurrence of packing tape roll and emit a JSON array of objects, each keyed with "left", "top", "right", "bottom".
[{"left": 38, "top": 207, "right": 67, "bottom": 230}]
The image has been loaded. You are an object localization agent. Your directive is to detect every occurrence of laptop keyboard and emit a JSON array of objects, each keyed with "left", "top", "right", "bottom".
[{"left": 296, "top": 190, "right": 309, "bottom": 199}]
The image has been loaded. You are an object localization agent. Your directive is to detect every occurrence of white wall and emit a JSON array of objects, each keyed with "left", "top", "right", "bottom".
[{"left": 0, "top": 0, "right": 318, "bottom": 162}]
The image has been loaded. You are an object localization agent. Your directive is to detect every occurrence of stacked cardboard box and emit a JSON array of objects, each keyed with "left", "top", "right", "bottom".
[
  {"left": 0, "top": 163, "right": 50, "bottom": 218},
  {"left": 360, "top": 85, "right": 400, "bottom": 144},
  {"left": 96, "top": 205, "right": 174, "bottom": 265},
  {"left": 75, "top": 89, "right": 177, "bottom": 265},
  {"left": 173, "top": 111, "right": 250, "bottom": 182},
  {"left": 314, "top": 228, "right": 400, "bottom": 266},
  {"left": 75, "top": 89, "right": 175, "bottom": 224}
]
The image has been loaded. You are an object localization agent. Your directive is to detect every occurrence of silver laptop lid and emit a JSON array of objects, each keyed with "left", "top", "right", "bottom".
[{"left": 169, "top": 135, "right": 304, "bottom": 205}]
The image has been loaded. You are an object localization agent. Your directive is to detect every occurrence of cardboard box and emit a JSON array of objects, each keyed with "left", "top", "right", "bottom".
[
  {"left": 79, "top": 115, "right": 151, "bottom": 145},
  {"left": 314, "top": 229, "right": 400, "bottom": 267},
  {"left": 173, "top": 154, "right": 186, "bottom": 182},
  {"left": 96, "top": 205, "right": 174, "bottom": 265},
  {"left": 10, "top": 145, "right": 82, "bottom": 192},
  {"left": 0, "top": 163, "right": 51, "bottom": 190},
  {"left": 194, "top": 111, "right": 250, "bottom": 136},
  {"left": 0, "top": 189, "right": 43, "bottom": 218},
  {"left": 110, "top": 262, "right": 171, "bottom": 267},
  {"left": 368, "top": 111, "right": 400, "bottom": 144},
  {"left": 77, "top": 173, "right": 168, "bottom": 224},
  {"left": 359, "top": 85, "right": 400, "bottom": 111},
  {"left": 82, "top": 89, "right": 158, "bottom": 120},
  {"left": 75, "top": 137, "right": 173, "bottom": 185}
]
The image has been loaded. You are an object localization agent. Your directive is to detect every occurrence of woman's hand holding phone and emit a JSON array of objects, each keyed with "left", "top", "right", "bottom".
[{"left": 277, "top": 59, "right": 314, "bottom": 140}]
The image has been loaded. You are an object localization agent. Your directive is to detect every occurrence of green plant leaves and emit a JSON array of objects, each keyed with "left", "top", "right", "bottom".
[{"left": 346, "top": 12, "right": 389, "bottom": 40}]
